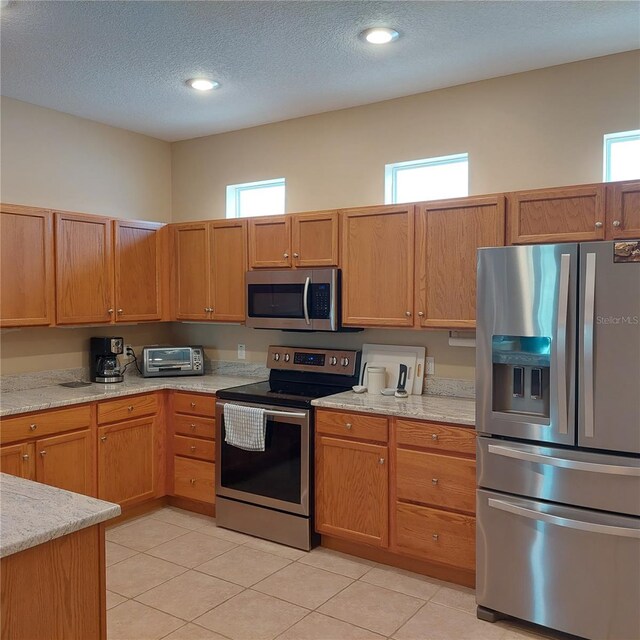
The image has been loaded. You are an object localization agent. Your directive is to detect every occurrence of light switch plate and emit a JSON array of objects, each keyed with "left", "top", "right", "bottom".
[
  {"left": 237, "top": 344, "right": 246, "bottom": 360},
  {"left": 425, "top": 356, "right": 435, "bottom": 375}
]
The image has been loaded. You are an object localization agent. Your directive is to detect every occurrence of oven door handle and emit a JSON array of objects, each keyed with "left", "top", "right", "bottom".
[
  {"left": 303, "top": 276, "right": 311, "bottom": 326},
  {"left": 264, "top": 408, "right": 308, "bottom": 419}
]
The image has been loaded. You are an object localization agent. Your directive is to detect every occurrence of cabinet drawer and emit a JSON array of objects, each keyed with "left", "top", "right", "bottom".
[
  {"left": 396, "top": 420, "right": 475, "bottom": 456},
  {"left": 98, "top": 393, "right": 158, "bottom": 424},
  {"left": 173, "top": 414, "right": 215, "bottom": 439},
  {"left": 173, "top": 392, "right": 216, "bottom": 417},
  {"left": 173, "top": 457, "right": 215, "bottom": 504},
  {"left": 316, "top": 410, "right": 388, "bottom": 443},
  {"left": 397, "top": 449, "right": 476, "bottom": 514},
  {"left": 1, "top": 405, "right": 91, "bottom": 444},
  {"left": 173, "top": 435, "right": 215, "bottom": 461},
  {"left": 395, "top": 501, "right": 475, "bottom": 571}
]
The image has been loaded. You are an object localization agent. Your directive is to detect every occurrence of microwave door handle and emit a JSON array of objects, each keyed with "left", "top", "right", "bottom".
[{"left": 303, "top": 276, "right": 311, "bottom": 326}]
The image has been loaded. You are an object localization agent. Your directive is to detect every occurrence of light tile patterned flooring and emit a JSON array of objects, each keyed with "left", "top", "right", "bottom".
[{"left": 106, "top": 507, "right": 573, "bottom": 640}]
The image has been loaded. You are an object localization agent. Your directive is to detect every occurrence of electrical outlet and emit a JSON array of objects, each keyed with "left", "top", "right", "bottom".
[
  {"left": 125, "top": 344, "right": 135, "bottom": 357},
  {"left": 425, "top": 356, "right": 435, "bottom": 375},
  {"left": 237, "top": 343, "right": 246, "bottom": 360}
]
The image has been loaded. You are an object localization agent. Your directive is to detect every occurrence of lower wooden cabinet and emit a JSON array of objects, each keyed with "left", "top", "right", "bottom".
[
  {"left": 0, "top": 442, "right": 35, "bottom": 480},
  {"left": 98, "top": 418, "right": 155, "bottom": 507},
  {"left": 315, "top": 434, "right": 388, "bottom": 547},
  {"left": 37, "top": 430, "right": 93, "bottom": 496}
]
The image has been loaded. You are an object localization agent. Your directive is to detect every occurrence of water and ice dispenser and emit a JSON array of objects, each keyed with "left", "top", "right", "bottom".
[{"left": 492, "top": 336, "right": 551, "bottom": 419}]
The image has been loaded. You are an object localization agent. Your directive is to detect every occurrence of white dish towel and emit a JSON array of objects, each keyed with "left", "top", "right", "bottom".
[{"left": 223, "top": 403, "right": 267, "bottom": 451}]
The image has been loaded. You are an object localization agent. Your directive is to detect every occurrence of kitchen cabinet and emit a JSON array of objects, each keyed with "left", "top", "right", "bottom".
[
  {"left": 0, "top": 204, "right": 55, "bottom": 327},
  {"left": 507, "top": 184, "right": 606, "bottom": 244},
  {"left": 315, "top": 410, "right": 389, "bottom": 547},
  {"left": 606, "top": 179, "right": 640, "bottom": 239},
  {"left": 415, "top": 196, "right": 505, "bottom": 329},
  {"left": 0, "top": 442, "right": 35, "bottom": 480},
  {"left": 114, "top": 219, "right": 164, "bottom": 322},
  {"left": 248, "top": 211, "right": 339, "bottom": 269},
  {"left": 341, "top": 205, "right": 415, "bottom": 327},
  {"left": 36, "top": 430, "right": 93, "bottom": 496},
  {"left": 55, "top": 211, "right": 114, "bottom": 324},
  {"left": 173, "top": 220, "right": 247, "bottom": 321}
]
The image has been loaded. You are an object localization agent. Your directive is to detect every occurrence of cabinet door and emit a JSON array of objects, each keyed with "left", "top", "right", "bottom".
[
  {"left": 508, "top": 184, "right": 606, "bottom": 244},
  {"left": 0, "top": 443, "right": 35, "bottom": 480},
  {"left": 248, "top": 216, "right": 291, "bottom": 268},
  {"left": 292, "top": 211, "right": 339, "bottom": 267},
  {"left": 55, "top": 212, "right": 114, "bottom": 324},
  {"left": 210, "top": 220, "right": 247, "bottom": 321},
  {"left": 36, "top": 430, "right": 93, "bottom": 496},
  {"left": 316, "top": 435, "right": 388, "bottom": 547},
  {"left": 607, "top": 180, "right": 640, "bottom": 239},
  {"left": 114, "top": 220, "right": 163, "bottom": 321},
  {"left": 416, "top": 196, "right": 504, "bottom": 329},
  {"left": 98, "top": 418, "right": 155, "bottom": 507},
  {"left": 1, "top": 205, "right": 54, "bottom": 327},
  {"left": 174, "top": 223, "right": 211, "bottom": 320},
  {"left": 341, "top": 206, "right": 414, "bottom": 326}
]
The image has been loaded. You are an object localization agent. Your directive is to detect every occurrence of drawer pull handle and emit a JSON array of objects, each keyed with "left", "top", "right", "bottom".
[
  {"left": 101, "top": 436, "right": 107, "bottom": 442},
  {"left": 190, "top": 445, "right": 197, "bottom": 452},
  {"left": 378, "top": 457, "right": 385, "bottom": 465},
  {"left": 22, "top": 454, "right": 29, "bottom": 461},
  {"left": 30, "top": 424, "right": 37, "bottom": 431},
  {"left": 432, "top": 478, "right": 439, "bottom": 485},
  {"left": 190, "top": 423, "right": 197, "bottom": 430},
  {"left": 39, "top": 450, "right": 47, "bottom": 456},
  {"left": 431, "top": 434, "right": 438, "bottom": 441},
  {"left": 191, "top": 402, "right": 197, "bottom": 408},
  {"left": 432, "top": 533, "right": 439, "bottom": 541},
  {"left": 190, "top": 478, "right": 196, "bottom": 485},
  {"left": 128, "top": 406, "right": 134, "bottom": 412},
  {"left": 345, "top": 423, "right": 352, "bottom": 430}
]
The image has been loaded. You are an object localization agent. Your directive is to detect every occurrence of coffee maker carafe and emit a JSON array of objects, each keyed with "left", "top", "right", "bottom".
[{"left": 90, "top": 337, "right": 124, "bottom": 383}]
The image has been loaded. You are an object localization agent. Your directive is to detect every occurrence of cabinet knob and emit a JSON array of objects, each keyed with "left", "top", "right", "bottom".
[
  {"left": 405, "top": 311, "right": 412, "bottom": 317},
  {"left": 431, "top": 433, "right": 439, "bottom": 441},
  {"left": 107, "top": 308, "right": 114, "bottom": 314},
  {"left": 190, "top": 478, "right": 196, "bottom": 485},
  {"left": 29, "top": 424, "right": 37, "bottom": 431},
  {"left": 418, "top": 311, "right": 425, "bottom": 317},
  {"left": 101, "top": 435, "right": 107, "bottom": 442},
  {"left": 613, "top": 220, "right": 621, "bottom": 228},
  {"left": 595, "top": 221, "right": 603, "bottom": 229},
  {"left": 190, "top": 445, "right": 197, "bottom": 452},
  {"left": 204, "top": 307, "right": 208, "bottom": 312},
  {"left": 117, "top": 309, "right": 123, "bottom": 315},
  {"left": 379, "top": 457, "right": 385, "bottom": 465},
  {"left": 345, "top": 422, "right": 352, "bottom": 430},
  {"left": 191, "top": 402, "right": 197, "bottom": 408},
  {"left": 283, "top": 252, "right": 289, "bottom": 259},
  {"left": 190, "top": 423, "right": 197, "bottom": 430},
  {"left": 293, "top": 252, "right": 299, "bottom": 258},
  {"left": 432, "top": 533, "right": 439, "bottom": 541},
  {"left": 128, "top": 405, "right": 134, "bottom": 412},
  {"left": 21, "top": 454, "right": 29, "bottom": 461},
  {"left": 432, "top": 478, "right": 439, "bottom": 485},
  {"left": 39, "top": 450, "right": 47, "bottom": 456}
]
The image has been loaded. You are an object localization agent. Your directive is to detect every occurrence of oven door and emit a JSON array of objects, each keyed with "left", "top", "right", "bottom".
[{"left": 215, "top": 400, "right": 311, "bottom": 516}]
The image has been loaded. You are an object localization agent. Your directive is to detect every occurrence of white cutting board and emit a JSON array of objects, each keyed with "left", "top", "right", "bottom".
[{"left": 360, "top": 344, "right": 426, "bottom": 395}]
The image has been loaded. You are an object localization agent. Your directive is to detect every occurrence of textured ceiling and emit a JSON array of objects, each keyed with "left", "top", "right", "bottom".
[{"left": 1, "top": 1, "right": 638, "bottom": 141}]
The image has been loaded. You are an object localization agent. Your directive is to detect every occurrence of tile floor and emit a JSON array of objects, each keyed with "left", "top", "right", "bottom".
[{"left": 106, "top": 507, "right": 573, "bottom": 640}]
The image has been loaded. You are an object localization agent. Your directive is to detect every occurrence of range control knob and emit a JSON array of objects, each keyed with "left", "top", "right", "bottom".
[
  {"left": 341, "top": 357, "right": 350, "bottom": 367},
  {"left": 284, "top": 353, "right": 290, "bottom": 362},
  {"left": 273, "top": 353, "right": 280, "bottom": 362},
  {"left": 329, "top": 356, "right": 338, "bottom": 366}
]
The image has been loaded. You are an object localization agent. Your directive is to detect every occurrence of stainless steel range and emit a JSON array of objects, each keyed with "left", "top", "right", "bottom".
[
  {"left": 476, "top": 242, "right": 640, "bottom": 640},
  {"left": 215, "top": 346, "right": 360, "bottom": 550}
]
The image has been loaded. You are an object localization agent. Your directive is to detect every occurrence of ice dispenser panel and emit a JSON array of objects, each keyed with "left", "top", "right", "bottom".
[{"left": 492, "top": 336, "right": 551, "bottom": 418}]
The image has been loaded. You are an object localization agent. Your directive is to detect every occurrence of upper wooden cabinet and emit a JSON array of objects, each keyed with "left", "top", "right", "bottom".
[
  {"left": 415, "top": 196, "right": 505, "bottom": 329},
  {"left": 341, "top": 205, "right": 414, "bottom": 327},
  {"left": 248, "top": 211, "right": 339, "bottom": 269},
  {"left": 507, "top": 184, "right": 606, "bottom": 244},
  {"left": 114, "top": 220, "right": 164, "bottom": 322},
  {"left": 607, "top": 180, "right": 640, "bottom": 239},
  {"left": 173, "top": 220, "right": 247, "bottom": 321},
  {"left": 0, "top": 205, "right": 55, "bottom": 327},
  {"left": 55, "top": 212, "right": 114, "bottom": 324}
]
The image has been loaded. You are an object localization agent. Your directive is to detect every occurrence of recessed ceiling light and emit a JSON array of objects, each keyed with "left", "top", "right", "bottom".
[
  {"left": 361, "top": 27, "right": 400, "bottom": 45},
  {"left": 187, "top": 78, "right": 220, "bottom": 92}
]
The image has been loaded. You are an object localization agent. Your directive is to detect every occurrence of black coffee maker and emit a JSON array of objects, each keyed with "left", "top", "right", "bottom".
[{"left": 90, "top": 337, "right": 124, "bottom": 383}]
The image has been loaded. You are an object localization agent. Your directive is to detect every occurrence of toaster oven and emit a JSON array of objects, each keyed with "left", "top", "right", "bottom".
[{"left": 142, "top": 346, "right": 204, "bottom": 377}]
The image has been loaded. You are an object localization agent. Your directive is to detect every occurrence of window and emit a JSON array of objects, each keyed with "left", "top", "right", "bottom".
[
  {"left": 226, "top": 178, "right": 285, "bottom": 218},
  {"left": 385, "top": 153, "right": 468, "bottom": 204},
  {"left": 604, "top": 130, "right": 640, "bottom": 182}
]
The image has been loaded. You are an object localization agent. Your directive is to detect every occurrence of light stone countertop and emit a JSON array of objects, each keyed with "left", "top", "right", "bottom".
[
  {"left": 312, "top": 390, "right": 476, "bottom": 426},
  {"left": 0, "top": 374, "right": 264, "bottom": 417},
  {"left": 0, "top": 473, "right": 121, "bottom": 558}
]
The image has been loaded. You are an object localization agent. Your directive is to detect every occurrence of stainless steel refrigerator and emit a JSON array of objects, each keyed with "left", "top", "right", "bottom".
[{"left": 476, "top": 241, "right": 640, "bottom": 640}]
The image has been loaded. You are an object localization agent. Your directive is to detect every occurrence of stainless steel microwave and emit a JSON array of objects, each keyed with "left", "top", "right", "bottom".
[
  {"left": 246, "top": 268, "right": 340, "bottom": 331},
  {"left": 142, "top": 346, "right": 204, "bottom": 377}
]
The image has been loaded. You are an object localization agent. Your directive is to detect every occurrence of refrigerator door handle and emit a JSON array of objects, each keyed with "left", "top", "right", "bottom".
[
  {"left": 488, "top": 498, "right": 640, "bottom": 539},
  {"left": 487, "top": 443, "right": 640, "bottom": 476},
  {"left": 583, "top": 252, "right": 597, "bottom": 438},
  {"left": 556, "top": 253, "right": 571, "bottom": 435}
]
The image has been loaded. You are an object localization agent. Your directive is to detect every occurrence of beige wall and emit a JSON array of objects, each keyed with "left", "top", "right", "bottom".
[
  {"left": 171, "top": 51, "right": 640, "bottom": 220},
  {"left": 0, "top": 97, "right": 172, "bottom": 221}
]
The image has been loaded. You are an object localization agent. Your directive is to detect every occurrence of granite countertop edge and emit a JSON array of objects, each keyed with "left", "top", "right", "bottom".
[{"left": 0, "top": 473, "right": 121, "bottom": 558}]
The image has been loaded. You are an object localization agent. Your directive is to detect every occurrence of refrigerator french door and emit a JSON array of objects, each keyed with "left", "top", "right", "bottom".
[{"left": 476, "top": 241, "right": 640, "bottom": 640}]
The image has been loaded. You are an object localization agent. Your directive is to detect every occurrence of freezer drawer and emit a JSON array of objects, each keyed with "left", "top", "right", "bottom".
[
  {"left": 477, "top": 437, "right": 640, "bottom": 516},
  {"left": 477, "top": 489, "right": 640, "bottom": 640}
]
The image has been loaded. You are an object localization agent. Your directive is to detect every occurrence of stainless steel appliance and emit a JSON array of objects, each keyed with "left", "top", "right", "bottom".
[
  {"left": 142, "top": 346, "right": 204, "bottom": 377},
  {"left": 246, "top": 268, "right": 342, "bottom": 331},
  {"left": 215, "top": 345, "right": 360, "bottom": 549},
  {"left": 476, "top": 241, "right": 640, "bottom": 640},
  {"left": 89, "top": 336, "right": 124, "bottom": 383}
]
